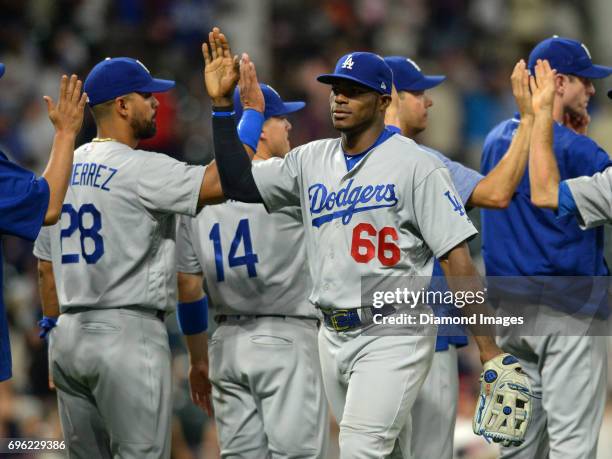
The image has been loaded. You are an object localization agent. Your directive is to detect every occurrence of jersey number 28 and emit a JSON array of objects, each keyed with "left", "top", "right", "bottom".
[
  {"left": 60, "top": 203, "right": 105, "bottom": 264},
  {"left": 209, "top": 218, "right": 259, "bottom": 282}
]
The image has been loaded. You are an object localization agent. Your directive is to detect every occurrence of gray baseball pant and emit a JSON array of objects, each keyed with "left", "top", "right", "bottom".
[
  {"left": 410, "top": 346, "right": 458, "bottom": 459},
  {"left": 318, "top": 326, "right": 436, "bottom": 459},
  {"left": 49, "top": 307, "right": 172, "bottom": 459},
  {"left": 208, "top": 316, "right": 329, "bottom": 458},
  {"left": 496, "top": 333, "right": 607, "bottom": 459}
]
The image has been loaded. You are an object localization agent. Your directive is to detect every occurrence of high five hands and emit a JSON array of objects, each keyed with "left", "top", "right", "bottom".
[
  {"left": 202, "top": 27, "right": 264, "bottom": 113},
  {"left": 511, "top": 59, "right": 533, "bottom": 120},
  {"left": 530, "top": 59, "right": 556, "bottom": 117},
  {"left": 44, "top": 74, "right": 87, "bottom": 136}
]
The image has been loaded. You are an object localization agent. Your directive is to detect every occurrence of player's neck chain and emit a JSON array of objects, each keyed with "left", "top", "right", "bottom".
[{"left": 92, "top": 137, "right": 118, "bottom": 143}]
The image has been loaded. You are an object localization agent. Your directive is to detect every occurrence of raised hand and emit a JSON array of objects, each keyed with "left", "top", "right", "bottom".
[
  {"left": 202, "top": 27, "right": 239, "bottom": 105},
  {"left": 529, "top": 59, "right": 556, "bottom": 116},
  {"left": 238, "top": 53, "right": 265, "bottom": 114},
  {"left": 511, "top": 60, "right": 532, "bottom": 119},
  {"left": 44, "top": 74, "right": 87, "bottom": 135}
]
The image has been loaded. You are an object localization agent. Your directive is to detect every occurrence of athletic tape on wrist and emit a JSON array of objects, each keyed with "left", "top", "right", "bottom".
[
  {"left": 177, "top": 297, "right": 209, "bottom": 335},
  {"left": 237, "top": 109, "right": 265, "bottom": 152}
]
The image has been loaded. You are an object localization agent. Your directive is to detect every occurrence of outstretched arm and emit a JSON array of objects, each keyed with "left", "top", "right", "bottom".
[
  {"left": 528, "top": 59, "right": 559, "bottom": 209},
  {"left": 42, "top": 74, "right": 87, "bottom": 224},
  {"left": 202, "top": 27, "right": 264, "bottom": 202},
  {"left": 208, "top": 30, "right": 265, "bottom": 202},
  {"left": 198, "top": 27, "right": 265, "bottom": 206},
  {"left": 469, "top": 60, "right": 533, "bottom": 209},
  {"left": 177, "top": 272, "right": 213, "bottom": 416}
]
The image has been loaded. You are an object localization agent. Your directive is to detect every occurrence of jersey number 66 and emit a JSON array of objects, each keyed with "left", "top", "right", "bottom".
[{"left": 351, "top": 223, "right": 400, "bottom": 266}]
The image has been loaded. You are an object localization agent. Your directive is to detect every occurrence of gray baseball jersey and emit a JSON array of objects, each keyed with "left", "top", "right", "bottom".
[
  {"left": 177, "top": 200, "right": 318, "bottom": 318},
  {"left": 251, "top": 134, "right": 478, "bottom": 310},
  {"left": 565, "top": 170, "right": 612, "bottom": 229},
  {"left": 33, "top": 140, "right": 206, "bottom": 312}
]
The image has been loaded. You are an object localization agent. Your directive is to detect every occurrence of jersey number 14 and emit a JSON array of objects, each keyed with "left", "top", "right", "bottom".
[{"left": 209, "top": 218, "right": 259, "bottom": 282}]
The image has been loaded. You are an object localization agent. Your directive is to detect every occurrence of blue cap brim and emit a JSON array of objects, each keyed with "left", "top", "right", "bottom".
[
  {"left": 396, "top": 75, "right": 446, "bottom": 91},
  {"left": 0, "top": 63, "right": 5, "bottom": 79},
  {"left": 138, "top": 78, "right": 176, "bottom": 93},
  {"left": 317, "top": 74, "right": 385, "bottom": 93},
  {"left": 269, "top": 101, "right": 305, "bottom": 117},
  {"left": 573, "top": 64, "right": 612, "bottom": 79}
]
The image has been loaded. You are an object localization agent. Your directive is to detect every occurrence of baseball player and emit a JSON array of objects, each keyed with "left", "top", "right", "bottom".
[
  {"left": 480, "top": 37, "right": 612, "bottom": 459},
  {"left": 177, "top": 83, "right": 328, "bottom": 457},
  {"left": 530, "top": 59, "right": 612, "bottom": 229},
  {"left": 32, "top": 56, "right": 237, "bottom": 458},
  {"left": 205, "top": 27, "right": 520, "bottom": 458},
  {"left": 0, "top": 64, "right": 86, "bottom": 382},
  {"left": 383, "top": 55, "right": 533, "bottom": 459}
]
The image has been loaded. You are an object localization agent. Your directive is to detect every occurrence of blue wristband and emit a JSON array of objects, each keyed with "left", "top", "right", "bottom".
[
  {"left": 237, "top": 109, "right": 265, "bottom": 152},
  {"left": 177, "top": 297, "right": 209, "bottom": 335},
  {"left": 38, "top": 316, "right": 57, "bottom": 339},
  {"left": 212, "top": 110, "right": 236, "bottom": 117}
]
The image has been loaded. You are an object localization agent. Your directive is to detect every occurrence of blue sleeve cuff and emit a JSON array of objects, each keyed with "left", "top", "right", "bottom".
[
  {"left": 177, "top": 297, "right": 209, "bottom": 335},
  {"left": 38, "top": 316, "right": 57, "bottom": 339},
  {"left": 237, "top": 109, "right": 265, "bottom": 152},
  {"left": 557, "top": 180, "right": 578, "bottom": 218}
]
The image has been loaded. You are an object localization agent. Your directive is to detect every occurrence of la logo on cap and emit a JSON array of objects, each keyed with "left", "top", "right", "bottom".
[
  {"left": 342, "top": 55, "right": 354, "bottom": 70},
  {"left": 381, "top": 82, "right": 387, "bottom": 90}
]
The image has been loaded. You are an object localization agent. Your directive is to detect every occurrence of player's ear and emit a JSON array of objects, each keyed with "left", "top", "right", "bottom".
[
  {"left": 260, "top": 119, "right": 270, "bottom": 141},
  {"left": 114, "top": 96, "right": 130, "bottom": 117},
  {"left": 379, "top": 94, "right": 392, "bottom": 111},
  {"left": 554, "top": 74, "right": 567, "bottom": 96}
]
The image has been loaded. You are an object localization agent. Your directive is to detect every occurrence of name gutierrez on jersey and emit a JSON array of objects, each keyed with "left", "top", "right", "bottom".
[
  {"left": 70, "top": 162, "right": 118, "bottom": 192},
  {"left": 308, "top": 178, "right": 398, "bottom": 227}
]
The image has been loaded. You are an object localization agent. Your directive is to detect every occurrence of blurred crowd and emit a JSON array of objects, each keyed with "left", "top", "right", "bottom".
[{"left": 2, "top": 0, "right": 612, "bottom": 457}]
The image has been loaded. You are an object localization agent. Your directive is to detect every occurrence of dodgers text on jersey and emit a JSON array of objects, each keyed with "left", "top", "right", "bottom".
[{"left": 308, "top": 178, "right": 398, "bottom": 227}]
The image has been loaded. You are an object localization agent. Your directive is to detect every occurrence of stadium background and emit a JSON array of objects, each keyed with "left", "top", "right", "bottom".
[{"left": 1, "top": 0, "right": 612, "bottom": 457}]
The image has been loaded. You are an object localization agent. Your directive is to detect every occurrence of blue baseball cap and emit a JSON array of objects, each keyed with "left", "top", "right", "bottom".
[
  {"left": 84, "top": 57, "right": 175, "bottom": 106},
  {"left": 384, "top": 56, "right": 446, "bottom": 91},
  {"left": 317, "top": 52, "right": 392, "bottom": 95},
  {"left": 528, "top": 36, "right": 612, "bottom": 79},
  {"left": 0, "top": 63, "right": 5, "bottom": 79},
  {"left": 233, "top": 83, "right": 305, "bottom": 122}
]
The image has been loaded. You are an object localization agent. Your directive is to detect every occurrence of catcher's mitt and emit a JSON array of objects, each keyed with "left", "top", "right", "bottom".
[{"left": 473, "top": 353, "right": 534, "bottom": 446}]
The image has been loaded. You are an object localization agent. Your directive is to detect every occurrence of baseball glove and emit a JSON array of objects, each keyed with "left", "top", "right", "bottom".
[{"left": 473, "top": 353, "right": 533, "bottom": 446}]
